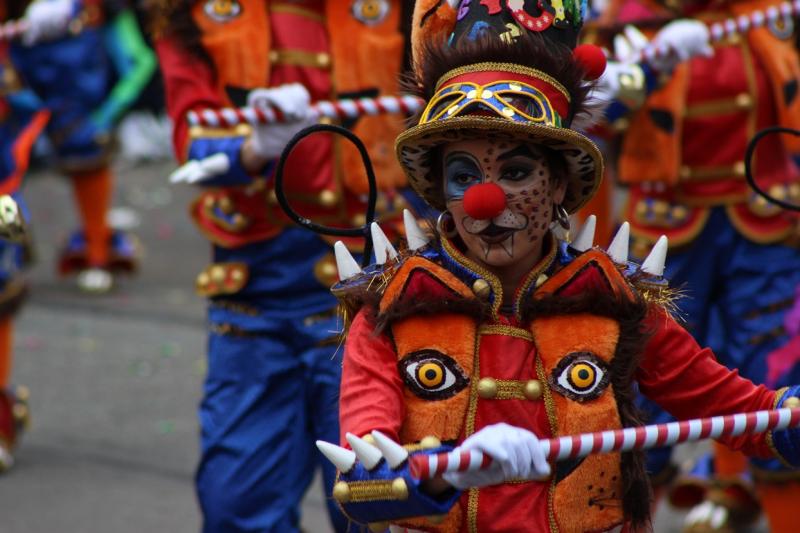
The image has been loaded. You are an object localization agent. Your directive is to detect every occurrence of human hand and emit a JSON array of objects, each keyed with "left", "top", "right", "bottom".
[
  {"left": 245, "top": 83, "right": 316, "bottom": 161},
  {"left": 442, "top": 423, "right": 551, "bottom": 489},
  {"left": 649, "top": 20, "right": 713, "bottom": 72},
  {"left": 22, "top": 0, "right": 75, "bottom": 45}
]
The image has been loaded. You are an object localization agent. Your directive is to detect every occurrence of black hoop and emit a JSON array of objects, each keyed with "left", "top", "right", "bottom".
[
  {"left": 745, "top": 126, "right": 800, "bottom": 212},
  {"left": 274, "top": 123, "right": 377, "bottom": 266}
]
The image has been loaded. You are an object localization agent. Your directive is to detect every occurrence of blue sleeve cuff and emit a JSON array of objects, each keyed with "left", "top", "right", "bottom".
[
  {"left": 187, "top": 136, "right": 254, "bottom": 187},
  {"left": 337, "top": 445, "right": 461, "bottom": 525},
  {"left": 771, "top": 386, "right": 800, "bottom": 467}
]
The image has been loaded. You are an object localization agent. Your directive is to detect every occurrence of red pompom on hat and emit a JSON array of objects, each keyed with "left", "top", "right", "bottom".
[
  {"left": 573, "top": 44, "right": 607, "bottom": 81},
  {"left": 463, "top": 183, "right": 507, "bottom": 220}
]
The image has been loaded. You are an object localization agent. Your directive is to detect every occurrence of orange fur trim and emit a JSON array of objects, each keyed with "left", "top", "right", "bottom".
[
  {"left": 531, "top": 314, "right": 625, "bottom": 532},
  {"left": 535, "top": 249, "right": 635, "bottom": 302},
  {"left": 411, "top": 0, "right": 458, "bottom": 78},
  {"left": 379, "top": 256, "right": 474, "bottom": 314},
  {"left": 618, "top": 63, "right": 689, "bottom": 185},
  {"left": 393, "top": 313, "right": 477, "bottom": 444}
]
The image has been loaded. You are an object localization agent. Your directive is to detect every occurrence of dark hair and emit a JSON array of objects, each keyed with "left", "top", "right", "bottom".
[{"left": 144, "top": 0, "right": 213, "bottom": 68}]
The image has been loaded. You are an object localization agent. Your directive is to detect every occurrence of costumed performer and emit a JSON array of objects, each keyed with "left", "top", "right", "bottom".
[
  {"left": 7, "top": 0, "right": 156, "bottom": 293},
  {"left": 150, "top": 0, "right": 414, "bottom": 531},
  {"left": 312, "top": 2, "right": 800, "bottom": 532}
]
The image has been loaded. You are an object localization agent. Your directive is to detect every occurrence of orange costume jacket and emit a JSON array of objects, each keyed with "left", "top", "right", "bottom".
[
  {"left": 337, "top": 234, "right": 790, "bottom": 532},
  {"left": 617, "top": 0, "right": 800, "bottom": 251},
  {"left": 156, "top": 0, "right": 409, "bottom": 252}
]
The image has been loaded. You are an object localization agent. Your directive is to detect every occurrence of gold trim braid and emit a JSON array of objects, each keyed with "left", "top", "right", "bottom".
[{"left": 434, "top": 62, "right": 571, "bottom": 102}]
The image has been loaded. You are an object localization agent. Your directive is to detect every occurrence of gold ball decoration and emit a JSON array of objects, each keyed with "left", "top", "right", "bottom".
[
  {"left": 472, "top": 279, "right": 491, "bottom": 300},
  {"left": 391, "top": 477, "right": 409, "bottom": 500},
  {"left": 523, "top": 380, "right": 543, "bottom": 401},
  {"left": 477, "top": 378, "right": 498, "bottom": 399},
  {"left": 319, "top": 189, "right": 338, "bottom": 207},
  {"left": 419, "top": 435, "right": 442, "bottom": 449},
  {"left": 332, "top": 481, "right": 351, "bottom": 503},
  {"left": 785, "top": 396, "right": 800, "bottom": 409},
  {"left": 210, "top": 266, "right": 226, "bottom": 284}
]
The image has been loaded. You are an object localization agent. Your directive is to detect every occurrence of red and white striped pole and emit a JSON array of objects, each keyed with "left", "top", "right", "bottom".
[
  {"left": 410, "top": 407, "right": 800, "bottom": 480},
  {"left": 185, "top": 94, "right": 425, "bottom": 128},
  {"left": 635, "top": 0, "right": 800, "bottom": 63}
]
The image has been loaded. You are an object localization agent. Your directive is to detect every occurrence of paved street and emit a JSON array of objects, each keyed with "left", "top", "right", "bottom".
[{"left": 0, "top": 159, "right": 765, "bottom": 532}]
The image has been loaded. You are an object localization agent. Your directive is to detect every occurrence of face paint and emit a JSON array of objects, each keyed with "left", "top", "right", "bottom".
[{"left": 442, "top": 139, "right": 566, "bottom": 269}]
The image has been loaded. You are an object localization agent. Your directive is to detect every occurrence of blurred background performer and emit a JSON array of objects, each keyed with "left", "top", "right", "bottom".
[
  {"left": 0, "top": 2, "right": 62, "bottom": 470},
  {"left": 148, "top": 0, "right": 413, "bottom": 531},
  {"left": 600, "top": 0, "right": 800, "bottom": 530},
  {"left": 7, "top": 0, "right": 156, "bottom": 293}
]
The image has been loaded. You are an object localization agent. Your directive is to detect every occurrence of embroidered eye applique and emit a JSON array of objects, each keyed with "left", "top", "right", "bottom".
[
  {"left": 399, "top": 350, "right": 469, "bottom": 400},
  {"left": 204, "top": 0, "right": 242, "bottom": 23},
  {"left": 351, "top": 0, "right": 390, "bottom": 26},
  {"left": 550, "top": 352, "right": 610, "bottom": 402}
]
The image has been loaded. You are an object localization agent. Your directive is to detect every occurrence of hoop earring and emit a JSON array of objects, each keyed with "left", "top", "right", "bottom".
[
  {"left": 436, "top": 211, "right": 458, "bottom": 238},
  {"left": 554, "top": 204, "right": 570, "bottom": 231}
]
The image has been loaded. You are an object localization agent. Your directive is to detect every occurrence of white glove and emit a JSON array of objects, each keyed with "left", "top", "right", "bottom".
[
  {"left": 442, "top": 423, "right": 551, "bottom": 489},
  {"left": 22, "top": 0, "right": 74, "bottom": 46},
  {"left": 246, "top": 83, "right": 316, "bottom": 160},
  {"left": 169, "top": 153, "right": 230, "bottom": 185},
  {"left": 649, "top": 19, "right": 713, "bottom": 72},
  {"left": 613, "top": 25, "right": 650, "bottom": 64}
]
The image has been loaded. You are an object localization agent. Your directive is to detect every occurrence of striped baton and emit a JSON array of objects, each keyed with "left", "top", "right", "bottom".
[{"left": 410, "top": 407, "right": 800, "bottom": 480}]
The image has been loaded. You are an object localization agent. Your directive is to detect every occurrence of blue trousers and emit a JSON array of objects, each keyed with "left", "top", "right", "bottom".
[
  {"left": 636, "top": 208, "right": 800, "bottom": 476},
  {"left": 196, "top": 228, "right": 352, "bottom": 532}
]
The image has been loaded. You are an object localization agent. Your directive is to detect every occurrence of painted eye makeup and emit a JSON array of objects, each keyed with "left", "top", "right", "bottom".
[
  {"left": 499, "top": 163, "right": 535, "bottom": 182},
  {"left": 444, "top": 153, "right": 482, "bottom": 200}
]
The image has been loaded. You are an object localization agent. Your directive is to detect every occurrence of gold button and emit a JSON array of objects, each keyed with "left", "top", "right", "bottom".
[
  {"left": 14, "top": 385, "right": 29, "bottom": 402},
  {"left": 635, "top": 202, "right": 648, "bottom": 217},
  {"left": 352, "top": 214, "right": 367, "bottom": 227},
  {"left": 785, "top": 396, "right": 800, "bottom": 409},
  {"left": 535, "top": 274, "right": 548, "bottom": 288},
  {"left": 789, "top": 183, "right": 800, "bottom": 199},
  {"left": 419, "top": 435, "right": 441, "bottom": 449},
  {"left": 768, "top": 184, "right": 787, "bottom": 201},
  {"left": 652, "top": 201, "right": 669, "bottom": 217},
  {"left": 671, "top": 205, "right": 688, "bottom": 220},
  {"left": 232, "top": 213, "right": 249, "bottom": 227},
  {"left": 204, "top": 196, "right": 215, "bottom": 208},
  {"left": 196, "top": 272, "right": 210, "bottom": 288},
  {"left": 523, "top": 380, "right": 543, "bottom": 401},
  {"left": 735, "top": 93, "right": 753, "bottom": 108},
  {"left": 478, "top": 377, "right": 498, "bottom": 399},
  {"left": 391, "top": 477, "right": 409, "bottom": 500},
  {"left": 231, "top": 269, "right": 244, "bottom": 282},
  {"left": 316, "top": 53, "right": 331, "bottom": 68},
  {"left": 210, "top": 266, "right": 226, "bottom": 283},
  {"left": 679, "top": 166, "right": 691, "bottom": 180},
  {"left": 269, "top": 50, "right": 279, "bottom": 62},
  {"left": 332, "top": 481, "right": 351, "bottom": 503},
  {"left": 319, "top": 262, "right": 337, "bottom": 278},
  {"left": 319, "top": 189, "right": 337, "bottom": 207},
  {"left": 733, "top": 161, "right": 746, "bottom": 176},
  {"left": 218, "top": 196, "right": 234, "bottom": 215},
  {"left": 472, "top": 279, "right": 491, "bottom": 300}
]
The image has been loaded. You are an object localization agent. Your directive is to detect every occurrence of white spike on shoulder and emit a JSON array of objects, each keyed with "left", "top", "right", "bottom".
[
  {"left": 334, "top": 241, "right": 362, "bottom": 281},
  {"left": 370, "top": 222, "right": 398, "bottom": 264},
  {"left": 607, "top": 222, "right": 630, "bottom": 264},
  {"left": 371, "top": 430, "right": 409, "bottom": 468},
  {"left": 641, "top": 235, "right": 668, "bottom": 277},
  {"left": 571, "top": 214, "right": 596, "bottom": 252},
  {"left": 403, "top": 209, "right": 429, "bottom": 251},
  {"left": 346, "top": 432, "right": 383, "bottom": 470},
  {"left": 316, "top": 440, "right": 356, "bottom": 473}
]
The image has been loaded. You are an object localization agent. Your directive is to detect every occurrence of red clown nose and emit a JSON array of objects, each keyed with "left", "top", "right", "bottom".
[{"left": 463, "top": 183, "right": 507, "bottom": 220}]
